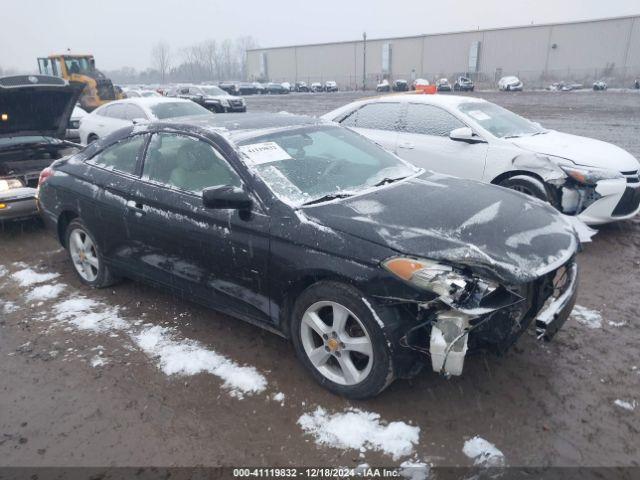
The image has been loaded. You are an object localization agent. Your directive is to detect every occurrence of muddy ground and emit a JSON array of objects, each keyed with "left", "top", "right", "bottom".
[{"left": 1, "top": 90, "right": 639, "bottom": 472}]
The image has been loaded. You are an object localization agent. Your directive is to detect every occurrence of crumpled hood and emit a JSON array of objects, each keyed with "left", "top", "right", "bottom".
[
  {"left": 0, "top": 75, "right": 83, "bottom": 139},
  {"left": 510, "top": 130, "right": 639, "bottom": 171},
  {"left": 303, "top": 172, "right": 578, "bottom": 284}
]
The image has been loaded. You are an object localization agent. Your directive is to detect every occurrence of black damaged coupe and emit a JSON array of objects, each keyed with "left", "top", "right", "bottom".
[{"left": 38, "top": 113, "right": 579, "bottom": 398}]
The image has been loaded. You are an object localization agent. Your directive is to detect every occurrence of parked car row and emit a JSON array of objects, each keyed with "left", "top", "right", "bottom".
[
  {"left": 166, "top": 85, "right": 247, "bottom": 113},
  {"left": 214, "top": 80, "right": 340, "bottom": 95},
  {"left": 3, "top": 74, "right": 639, "bottom": 400}
]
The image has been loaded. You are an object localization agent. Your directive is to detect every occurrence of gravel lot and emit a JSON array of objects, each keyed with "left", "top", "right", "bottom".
[{"left": 1, "top": 90, "right": 639, "bottom": 471}]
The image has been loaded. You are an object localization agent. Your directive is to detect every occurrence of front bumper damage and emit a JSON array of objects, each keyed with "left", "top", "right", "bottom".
[
  {"left": 571, "top": 180, "right": 640, "bottom": 225},
  {"left": 512, "top": 155, "right": 640, "bottom": 225},
  {"left": 390, "top": 260, "right": 578, "bottom": 377}
]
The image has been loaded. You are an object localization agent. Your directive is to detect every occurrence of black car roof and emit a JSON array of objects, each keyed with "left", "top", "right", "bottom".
[
  {"left": 100, "top": 113, "right": 326, "bottom": 149},
  {"left": 158, "top": 112, "right": 324, "bottom": 142}
]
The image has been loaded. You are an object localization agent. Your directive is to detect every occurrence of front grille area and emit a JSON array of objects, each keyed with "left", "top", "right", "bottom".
[
  {"left": 621, "top": 169, "right": 639, "bottom": 184},
  {"left": 229, "top": 99, "right": 243, "bottom": 106},
  {"left": 612, "top": 187, "right": 640, "bottom": 216},
  {"left": 96, "top": 79, "right": 115, "bottom": 100},
  {"left": 467, "top": 260, "right": 574, "bottom": 354}
]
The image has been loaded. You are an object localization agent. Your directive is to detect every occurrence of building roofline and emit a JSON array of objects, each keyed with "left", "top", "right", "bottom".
[{"left": 247, "top": 13, "right": 640, "bottom": 52}]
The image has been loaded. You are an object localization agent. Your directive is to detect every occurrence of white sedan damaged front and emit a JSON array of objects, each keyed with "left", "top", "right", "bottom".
[{"left": 512, "top": 154, "right": 639, "bottom": 225}]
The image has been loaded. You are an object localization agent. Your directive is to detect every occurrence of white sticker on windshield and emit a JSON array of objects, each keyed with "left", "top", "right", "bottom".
[
  {"left": 467, "top": 110, "right": 491, "bottom": 121},
  {"left": 239, "top": 142, "right": 293, "bottom": 165}
]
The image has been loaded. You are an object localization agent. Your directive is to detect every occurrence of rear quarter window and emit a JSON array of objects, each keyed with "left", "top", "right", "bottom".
[
  {"left": 404, "top": 104, "right": 465, "bottom": 136},
  {"left": 87, "top": 135, "right": 146, "bottom": 175},
  {"left": 339, "top": 103, "right": 403, "bottom": 132}
]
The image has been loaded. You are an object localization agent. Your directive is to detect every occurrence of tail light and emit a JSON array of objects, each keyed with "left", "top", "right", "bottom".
[{"left": 38, "top": 167, "right": 54, "bottom": 186}]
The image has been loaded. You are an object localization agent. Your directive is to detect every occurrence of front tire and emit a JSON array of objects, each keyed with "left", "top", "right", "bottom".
[
  {"left": 291, "top": 281, "right": 394, "bottom": 399},
  {"left": 499, "top": 176, "right": 549, "bottom": 202},
  {"left": 66, "top": 218, "right": 119, "bottom": 288}
]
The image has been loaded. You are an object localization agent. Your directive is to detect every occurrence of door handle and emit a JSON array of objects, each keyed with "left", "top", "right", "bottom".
[
  {"left": 398, "top": 142, "right": 415, "bottom": 150},
  {"left": 126, "top": 200, "right": 145, "bottom": 215}
]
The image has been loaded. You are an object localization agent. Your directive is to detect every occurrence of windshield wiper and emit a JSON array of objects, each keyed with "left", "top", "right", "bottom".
[
  {"left": 302, "top": 192, "right": 354, "bottom": 206},
  {"left": 372, "top": 176, "right": 408, "bottom": 187}
]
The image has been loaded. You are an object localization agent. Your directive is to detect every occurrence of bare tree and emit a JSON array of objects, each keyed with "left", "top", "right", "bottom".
[
  {"left": 151, "top": 42, "right": 171, "bottom": 83},
  {"left": 235, "top": 36, "right": 259, "bottom": 80}
]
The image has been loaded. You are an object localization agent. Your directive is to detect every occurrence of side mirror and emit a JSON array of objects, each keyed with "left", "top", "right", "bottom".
[
  {"left": 449, "top": 127, "right": 485, "bottom": 144},
  {"left": 132, "top": 118, "right": 148, "bottom": 125},
  {"left": 202, "top": 186, "right": 252, "bottom": 210}
]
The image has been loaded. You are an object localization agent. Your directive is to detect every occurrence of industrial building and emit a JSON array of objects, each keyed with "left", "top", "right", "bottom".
[{"left": 246, "top": 15, "right": 640, "bottom": 89}]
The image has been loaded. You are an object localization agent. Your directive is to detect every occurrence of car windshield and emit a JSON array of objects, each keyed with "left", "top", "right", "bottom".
[
  {"left": 458, "top": 102, "right": 546, "bottom": 138},
  {"left": 200, "top": 86, "right": 226, "bottom": 96},
  {"left": 237, "top": 125, "right": 419, "bottom": 206},
  {"left": 150, "top": 102, "right": 211, "bottom": 119}
]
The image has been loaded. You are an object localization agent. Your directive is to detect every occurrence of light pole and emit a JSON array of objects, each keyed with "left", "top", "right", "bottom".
[{"left": 362, "top": 32, "right": 367, "bottom": 91}]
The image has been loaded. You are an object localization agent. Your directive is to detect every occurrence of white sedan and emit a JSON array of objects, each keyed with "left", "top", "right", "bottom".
[
  {"left": 323, "top": 94, "right": 640, "bottom": 225},
  {"left": 498, "top": 76, "right": 523, "bottom": 91},
  {"left": 78, "top": 97, "right": 212, "bottom": 145}
]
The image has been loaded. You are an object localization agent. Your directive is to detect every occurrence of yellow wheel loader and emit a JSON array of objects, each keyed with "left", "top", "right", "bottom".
[{"left": 37, "top": 54, "right": 123, "bottom": 111}]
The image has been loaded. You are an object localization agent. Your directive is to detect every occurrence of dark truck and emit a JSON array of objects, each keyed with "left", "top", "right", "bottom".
[{"left": 0, "top": 75, "right": 81, "bottom": 221}]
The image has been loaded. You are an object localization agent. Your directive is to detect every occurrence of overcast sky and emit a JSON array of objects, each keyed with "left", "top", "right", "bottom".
[{"left": 2, "top": 0, "right": 638, "bottom": 72}]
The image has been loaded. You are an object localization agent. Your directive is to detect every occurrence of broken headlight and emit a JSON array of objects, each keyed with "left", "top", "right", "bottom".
[
  {"left": 382, "top": 257, "right": 470, "bottom": 301},
  {"left": 0, "top": 178, "right": 24, "bottom": 192},
  {"left": 559, "top": 164, "right": 623, "bottom": 185}
]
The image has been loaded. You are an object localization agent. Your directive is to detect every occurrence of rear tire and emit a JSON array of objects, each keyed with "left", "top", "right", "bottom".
[
  {"left": 499, "top": 176, "right": 549, "bottom": 202},
  {"left": 291, "top": 281, "right": 394, "bottom": 399},
  {"left": 65, "top": 218, "right": 119, "bottom": 288}
]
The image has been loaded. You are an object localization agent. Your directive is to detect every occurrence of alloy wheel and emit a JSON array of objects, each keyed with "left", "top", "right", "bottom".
[
  {"left": 69, "top": 228, "right": 100, "bottom": 282},
  {"left": 300, "top": 301, "right": 374, "bottom": 385}
]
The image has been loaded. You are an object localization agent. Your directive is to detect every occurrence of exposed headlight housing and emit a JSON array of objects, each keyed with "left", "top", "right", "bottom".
[
  {"left": 559, "top": 164, "right": 623, "bottom": 185},
  {"left": 382, "top": 257, "right": 469, "bottom": 301},
  {"left": 0, "top": 178, "right": 24, "bottom": 192}
]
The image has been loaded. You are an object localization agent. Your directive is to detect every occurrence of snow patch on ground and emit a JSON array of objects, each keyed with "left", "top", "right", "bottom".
[
  {"left": 399, "top": 460, "right": 431, "bottom": 480},
  {"left": 614, "top": 399, "right": 637, "bottom": 411},
  {"left": 298, "top": 407, "right": 420, "bottom": 460},
  {"left": 133, "top": 325, "right": 267, "bottom": 398},
  {"left": 2, "top": 300, "right": 18, "bottom": 314},
  {"left": 26, "top": 283, "right": 66, "bottom": 302},
  {"left": 608, "top": 320, "right": 625, "bottom": 327},
  {"left": 462, "top": 436, "right": 505, "bottom": 466},
  {"left": 0, "top": 265, "right": 8, "bottom": 278},
  {"left": 12, "top": 268, "right": 60, "bottom": 287},
  {"left": 570, "top": 305, "right": 603, "bottom": 329},
  {"left": 90, "top": 355, "right": 108, "bottom": 367},
  {"left": 272, "top": 392, "right": 285, "bottom": 405},
  {"left": 8, "top": 265, "right": 270, "bottom": 399},
  {"left": 53, "top": 297, "right": 128, "bottom": 333}
]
